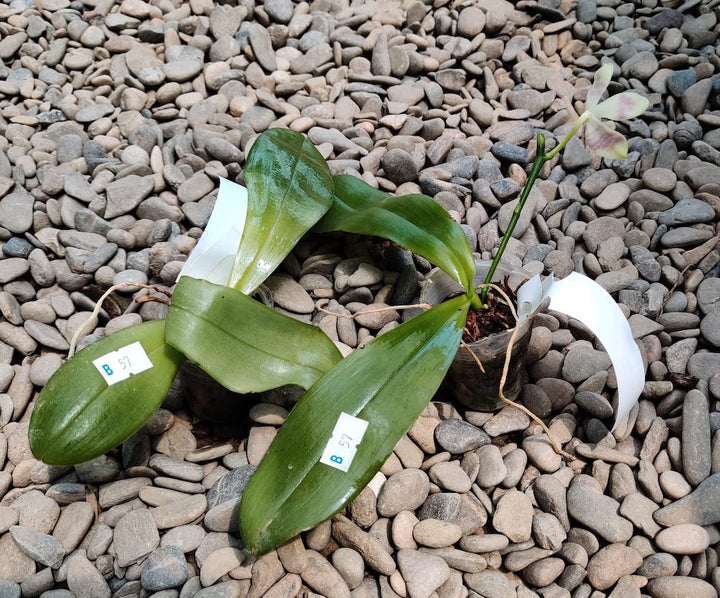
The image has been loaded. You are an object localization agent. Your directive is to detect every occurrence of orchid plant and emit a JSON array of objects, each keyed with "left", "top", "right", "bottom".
[
  {"left": 29, "top": 130, "right": 344, "bottom": 464},
  {"left": 29, "top": 65, "right": 649, "bottom": 557}
]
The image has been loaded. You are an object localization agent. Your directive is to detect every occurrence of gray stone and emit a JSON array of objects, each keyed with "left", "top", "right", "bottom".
[
  {"left": 65, "top": 554, "right": 110, "bottom": 598},
  {"left": 644, "top": 8, "right": 683, "bottom": 34},
  {"left": 113, "top": 509, "right": 160, "bottom": 567},
  {"left": 475, "top": 444, "right": 507, "bottom": 488},
  {"left": 491, "top": 141, "right": 528, "bottom": 164},
  {"left": 434, "top": 419, "right": 490, "bottom": 454},
  {"left": 697, "top": 278, "right": 720, "bottom": 315},
  {"left": 575, "top": 391, "right": 614, "bottom": 420},
  {"left": 397, "top": 549, "right": 450, "bottom": 598},
  {"left": 0, "top": 581, "right": 20, "bottom": 598},
  {"left": 654, "top": 523, "right": 709, "bottom": 555},
  {"left": 629, "top": 245, "right": 661, "bottom": 282},
  {"left": 653, "top": 472, "right": 720, "bottom": 526},
  {"left": 465, "top": 570, "right": 517, "bottom": 598},
  {"left": 646, "top": 576, "right": 718, "bottom": 598},
  {"left": 417, "top": 492, "right": 487, "bottom": 534},
  {"left": 658, "top": 199, "right": 716, "bottom": 226},
  {"left": 637, "top": 552, "right": 678, "bottom": 579},
  {"left": 586, "top": 543, "right": 643, "bottom": 591},
  {"left": 141, "top": 546, "right": 189, "bottom": 591},
  {"left": 682, "top": 388, "right": 712, "bottom": 486},
  {"left": 248, "top": 23, "right": 277, "bottom": 72},
  {"left": 562, "top": 346, "right": 611, "bottom": 383},
  {"left": 377, "top": 469, "right": 430, "bottom": 517},
  {"left": 2, "top": 238, "right": 34, "bottom": 258},
  {"left": 105, "top": 175, "right": 154, "bottom": 218},
  {"left": 206, "top": 465, "right": 256, "bottom": 509},
  {"left": 0, "top": 191, "right": 34, "bottom": 234},
  {"left": 9, "top": 526, "right": 65, "bottom": 568},
  {"left": 381, "top": 149, "right": 418, "bottom": 185},
  {"left": 300, "top": 550, "right": 351, "bottom": 598},
  {"left": 264, "top": 0, "right": 293, "bottom": 22},
  {"left": 701, "top": 309, "right": 720, "bottom": 348},
  {"left": 660, "top": 227, "right": 715, "bottom": 248},
  {"left": 492, "top": 489, "right": 533, "bottom": 542},
  {"left": 567, "top": 475, "right": 633, "bottom": 542}
]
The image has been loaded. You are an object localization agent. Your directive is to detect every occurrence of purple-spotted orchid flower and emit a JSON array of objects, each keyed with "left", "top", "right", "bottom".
[{"left": 547, "top": 63, "right": 650, "bottom": 161}]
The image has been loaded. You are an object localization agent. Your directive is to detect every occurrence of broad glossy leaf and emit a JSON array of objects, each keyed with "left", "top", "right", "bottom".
[
  {"left": 239, "top": 295, "right": 469, "bottom": 555},
  {"left": 29, "top": 320, "right": 184, "bottom": 466},
  {"left": 166, "top": 277, "right": 342, "bottom": 393},
  {"left": 229, "top": 128, "right": 334, "bottom": 294},
  {"left": 315, "top": 174, "right": 476, "bottom": 294}
]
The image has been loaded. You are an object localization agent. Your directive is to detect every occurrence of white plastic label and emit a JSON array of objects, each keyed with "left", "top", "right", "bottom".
[
  {"left": 176, "top": 178, "right": 248, "bottom": 286},
  {"left": 320, "top": 412, "right": 369, "bottom": 472},
  {"left": 546, "top": 272, "right": 645, "bottom": 431},
  {"left": 92, "top": 342, "right": 153, "bottom": 386}
]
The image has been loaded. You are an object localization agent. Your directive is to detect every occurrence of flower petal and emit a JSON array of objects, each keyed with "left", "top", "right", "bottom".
[
  {"left": 585, "top": 63, "right": 613, "bottom": 111},
  {"left": 584, "top": 117, "right": 628, "bottom": 159},
  {"left": 591, "top": 92, "right": 649, "bottom": 121}
]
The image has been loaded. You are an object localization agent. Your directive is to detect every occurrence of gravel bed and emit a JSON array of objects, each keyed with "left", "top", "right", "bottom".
[{"left": 1, "top": 0, "right": 720, "bottom": 596}]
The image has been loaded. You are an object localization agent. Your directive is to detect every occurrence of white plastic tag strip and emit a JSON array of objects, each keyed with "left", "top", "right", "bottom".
[
  {"left": 545, "top": 272, "right": 645, "bottom": 431},
  {"left": 320, "top": 412, "right": 369, "bottom": 472},
  {"left": 176, "top": 177, "right": 248, "bottom": 286},
  {"left": 92, "top": 342, "right": 154, "bottom": 386}
]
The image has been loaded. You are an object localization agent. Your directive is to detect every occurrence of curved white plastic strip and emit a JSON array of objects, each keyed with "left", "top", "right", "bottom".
[
  {"left": 177, "top": 178, "right": 248, "bottom": 286},
  {"left": 517, "top": 273, "right": 555, "bottom": 322},
  {"left": 545, "top": 272, "right": 645, "bottom": 431}
]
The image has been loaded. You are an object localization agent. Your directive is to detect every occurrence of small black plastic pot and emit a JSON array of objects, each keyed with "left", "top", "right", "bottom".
[{"left": 422, "top": 260, "right": 535, "bottom": 411}]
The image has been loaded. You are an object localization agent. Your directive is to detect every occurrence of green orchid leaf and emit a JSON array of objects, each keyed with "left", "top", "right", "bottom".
[
  {"left": 229, "top": 128, "right": 334, "bottom": 294},
  {"left": 315, "top": 174, "right": 476, "bottom": 295},
  {"left": 239, "top": 294, "right": 470, "bottom": 555},
  {"left": 29, "top": 320, "right": 184, "bottom": 466},
  {"left": 166, "top": 277, "right": 342, "bottom": 393}
]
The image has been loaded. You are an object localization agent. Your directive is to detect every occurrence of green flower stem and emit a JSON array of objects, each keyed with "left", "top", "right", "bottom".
[
  {"left": 480, "top": 133, "right": 547, "bottom": 302},
  {"left": 543, "top": 111, "right": 590, "bottom": 161},
  {"left": 479, "top": 114, "right": 592, "bottom": 303}
]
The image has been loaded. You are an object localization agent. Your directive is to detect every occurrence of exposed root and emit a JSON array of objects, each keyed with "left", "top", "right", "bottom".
[
  {"left": 470, "top": 283, "right": 574, "bottom": 461},
  {"left": 68, "top": 282, "right": 172, "bottom": 357},
  {"left": 460, "top": 337, "right": 485, "bottom": 374}
]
